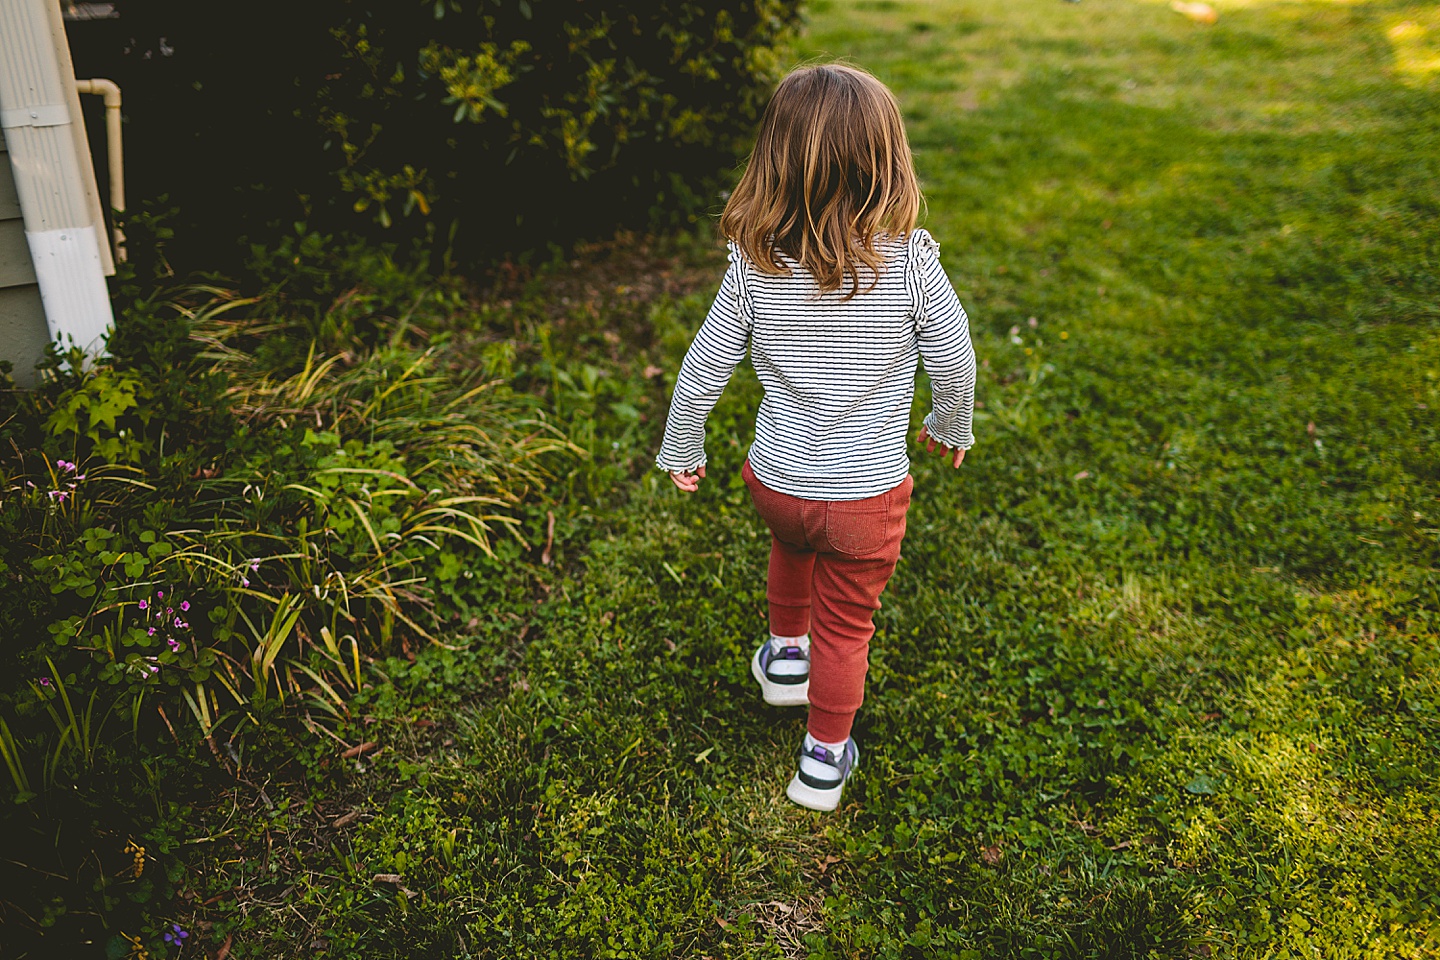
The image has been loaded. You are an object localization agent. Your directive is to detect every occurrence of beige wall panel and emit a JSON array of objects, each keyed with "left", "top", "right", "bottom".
[
  {"left": 0, "top": 218, "right": 38, "bottom": 286},
  {"left": 0, "top": 155, "right": 20, "bottom": 221},
  {"left": 0, "top": 131, "right": 19, "bottom": 221},
  {"left": 0, "top": 283, "right": 49, "bottom": 387}
]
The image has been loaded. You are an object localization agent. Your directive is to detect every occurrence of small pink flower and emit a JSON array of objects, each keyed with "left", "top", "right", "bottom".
[
  {"left": 38, "top": 677, "right": 52, "bottom": 688},
  {"left": 156, "top": 590, "right": 164, "bottom": 599},
  {"left": 25, "top": 480, "right": 36, "bottom": 489},
  {"left": 139, "top": 599, "right": 148, "bottom": 610},
  {"left": 167, "top": 639, "right": 181, "bottom": 652},
  {"left": 147, "top": 627, "right": 156, "bottom": 636},
  {"left": 241, "top": 578, "right": 250, "bottom": 587},
  {"left": 180, "top": 601, "right": 190, "bottom": 612},
  {"left": 148, "top": 665, "right": 159, "bottom": 675}
]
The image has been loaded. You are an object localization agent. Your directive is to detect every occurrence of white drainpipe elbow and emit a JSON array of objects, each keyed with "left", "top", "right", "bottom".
[{"left": 75, "top": 77, "right": 124, "bottom": 261}]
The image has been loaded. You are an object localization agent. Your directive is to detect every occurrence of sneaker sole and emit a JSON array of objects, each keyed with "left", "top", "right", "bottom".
[
  {"left": 751, "top": 645, "right": 809, "bottom": 707},
  {"left": 785, "top": 743, "right": 859, "bottom": 812}
]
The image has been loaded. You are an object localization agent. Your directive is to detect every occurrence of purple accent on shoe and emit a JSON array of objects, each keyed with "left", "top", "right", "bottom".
[
  {"left": 797, "top": 737, "right": 857, "bottom": 791},
  {"left": 756, "top": 638, "right": 809, "bottom": 685}
]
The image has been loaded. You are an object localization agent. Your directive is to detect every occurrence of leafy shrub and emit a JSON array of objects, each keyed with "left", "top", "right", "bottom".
[
  {"left": 0, "top": 233, "right": 568, "bottom": 811},
  {"left": 68, "top": 0, "right": 802, "bottom": 270}
]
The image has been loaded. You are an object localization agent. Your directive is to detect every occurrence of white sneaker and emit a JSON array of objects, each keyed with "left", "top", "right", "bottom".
[
  {"left": 786, "top": 735, "right": 859, "bottom": 812},
  {"left": 750, "top": 636, "right": 809, "bottom": 707}
]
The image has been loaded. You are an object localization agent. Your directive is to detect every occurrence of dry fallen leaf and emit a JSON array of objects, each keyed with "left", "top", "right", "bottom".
[
  {"left": 1170, "top": 0, "right": 1218, "bottom": 24},
  {"left": 981, "top": 844, "right": 1003, "bottom": 865},
  {"left": 541, "top": 510, "right": 556, "bottom": 566}
]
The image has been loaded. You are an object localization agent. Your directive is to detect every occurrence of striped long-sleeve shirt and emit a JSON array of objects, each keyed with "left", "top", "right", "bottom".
[{"left": 655, "top": 229, "right": 976, "bottom": 501}]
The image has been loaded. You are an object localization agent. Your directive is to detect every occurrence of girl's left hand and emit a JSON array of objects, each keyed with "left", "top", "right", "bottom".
[
  {"left": 917, "top": 425, "right": 966, "bottom": 468},
  {"left": 669, "top": 465, "right": 706, "bottom": 492}
]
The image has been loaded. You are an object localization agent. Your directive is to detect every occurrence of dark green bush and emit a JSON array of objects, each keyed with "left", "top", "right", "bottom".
[
  {"left": 0, "top": 231, "right": 575, "bottom": 954},
  {"left": 69, "top": 0, "right": 801, "bottom": 271}
]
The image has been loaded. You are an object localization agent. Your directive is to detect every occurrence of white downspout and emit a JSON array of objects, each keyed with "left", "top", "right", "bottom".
[
  {"left": 0, "top": 0, "right": 114, "bottom": 359},
  {"left": 75, "top": 78, "right": 124, "bottom": 262}
]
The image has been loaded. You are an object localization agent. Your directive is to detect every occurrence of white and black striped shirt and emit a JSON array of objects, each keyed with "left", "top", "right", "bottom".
[{"left": 656, "top": 229, "right": 976, "bottom": 500}]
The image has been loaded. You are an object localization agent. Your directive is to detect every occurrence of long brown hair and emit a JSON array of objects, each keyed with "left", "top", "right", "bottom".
[{"left": 720, "top": 63, "right": 921, "bottom": 299}]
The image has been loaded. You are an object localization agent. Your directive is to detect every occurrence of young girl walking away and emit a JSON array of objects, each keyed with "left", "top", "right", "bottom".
[{"left": 655, "top": 63, "right": 976, "bottom": 812}]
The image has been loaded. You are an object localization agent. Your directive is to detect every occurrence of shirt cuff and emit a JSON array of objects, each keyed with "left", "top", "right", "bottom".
[
  {"left": 655, "top": 453, "right": 707, "bottom": 473},
  {"left": 922, "top": 413, "right": 973, "bottom": 450}
]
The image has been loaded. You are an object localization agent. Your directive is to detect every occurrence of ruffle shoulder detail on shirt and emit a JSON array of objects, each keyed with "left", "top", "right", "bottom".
[
  {"left": 724, "top": 240, "right": 755, "bottom": 326},
  {"left": 907, "top": 228, "right": 940, "bottom": 265},
  {"left": 905, "top": 229, "right": 940, "bottom": 329}
]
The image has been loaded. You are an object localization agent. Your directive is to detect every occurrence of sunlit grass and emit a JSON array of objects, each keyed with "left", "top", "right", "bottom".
[{"left": 158, "top": 0, "right": 1440, "bottom": 955}]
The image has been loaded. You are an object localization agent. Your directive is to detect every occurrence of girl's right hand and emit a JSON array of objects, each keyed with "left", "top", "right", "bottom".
[
  {"left": 669, "top": 465, "right": 706, "bottom": 492},
  {"left": 917, "top": 425, "right": 966, "bottom": 469}
]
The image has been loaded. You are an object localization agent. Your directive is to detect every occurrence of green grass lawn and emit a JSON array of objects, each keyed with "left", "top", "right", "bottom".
[{"left": 178, "top": 0, "right": 1439, "bottom": 956}]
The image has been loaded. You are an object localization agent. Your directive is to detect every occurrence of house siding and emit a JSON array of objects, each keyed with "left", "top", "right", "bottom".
[{"left": 0, "top": 131, "right": 51, "bottom": 387}]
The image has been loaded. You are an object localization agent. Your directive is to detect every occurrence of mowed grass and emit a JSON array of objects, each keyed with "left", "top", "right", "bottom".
[{"left": 184, "top": 0, "right": 1439, "bottom": 957}]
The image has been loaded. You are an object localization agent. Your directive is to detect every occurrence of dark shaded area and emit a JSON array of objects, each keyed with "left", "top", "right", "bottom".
[{"left": 65, "top": 0, "right": 800, "bottom": 275}]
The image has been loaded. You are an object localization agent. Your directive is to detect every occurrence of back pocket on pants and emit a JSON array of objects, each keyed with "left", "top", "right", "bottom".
[{"left": 825, "top": 498, "right": 888, "bottom": 557}]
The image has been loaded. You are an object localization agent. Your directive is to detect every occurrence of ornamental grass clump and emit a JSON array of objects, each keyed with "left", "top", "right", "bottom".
[{"left": 0, "top": 249, "right": 571, "bottom": 805}]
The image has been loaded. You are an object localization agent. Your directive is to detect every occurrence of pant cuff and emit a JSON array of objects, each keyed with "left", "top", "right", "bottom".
[
  {"left": 769, "top": 602, "right": 810, "bottom": 639},
  {"left": 807, "top": 703, "right": 855, "bottom": 744}
]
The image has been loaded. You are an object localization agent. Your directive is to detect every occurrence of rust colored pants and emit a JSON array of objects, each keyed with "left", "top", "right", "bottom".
[{"left": 742, "top": 460, "right": 912, "bottom": 743}]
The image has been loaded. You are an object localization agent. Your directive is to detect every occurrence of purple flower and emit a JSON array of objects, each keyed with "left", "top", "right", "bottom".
[
  {"left": 25, "top": 480, "right": 36, "bottom": 489},
  {"left": 180, "top": 601, "right": 190, "bottom": 612},
  {"left": 148, "top": 665, "right": 159, "bottom": 675},
  {"left": 250, "top": 560, "right": 261, "bottom": 572},
  {"left": 148, "top": 627, "right": 156, "bottom": 636},
  {"left": 163, "top": 923, "right": 189, "bottom": 944},
  {"left": 168, "top": 639, "right": 181, "bottom": 652},
  {"left": 174, "top": 617, "right": 183, "bottom": 628},
  {"left": 56, "top": 459, "right": 73, "bottom": 472},
  {"left": 241, "top": 578, "right": 250, "bottom": 587},
  {"left": 139, "top": 599, "right": 148, "bottom": 610},
  {"left": 38, "top": 677, "right": 52, "bottom": 688},
  {"left": 156, "top": 590, "right": 164, "bottom": 599}
]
